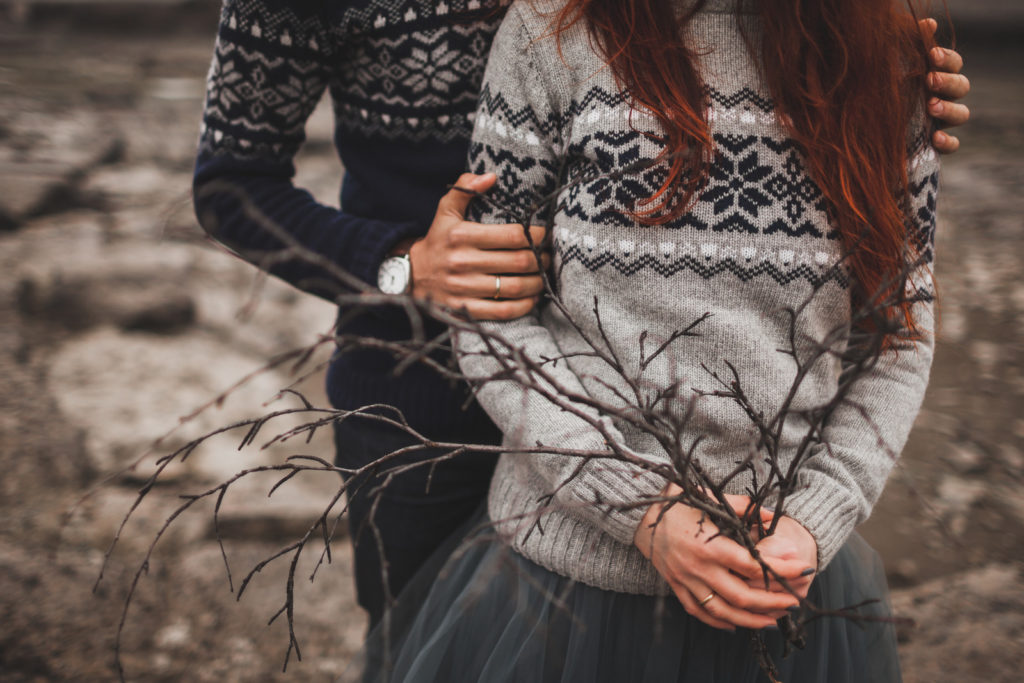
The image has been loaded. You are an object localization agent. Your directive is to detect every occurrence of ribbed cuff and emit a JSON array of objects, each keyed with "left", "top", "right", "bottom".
[
  {"left": 341, "top": 215, "right": 424, "bottom": 290},
  {"left": 488, "top": 466, "right": 668, "bottom": 595},
  {"left": 567, "top": 456, "right": 667, "bottom": 547},
  {"left": 781, "top": 472, "right": 861, "bottom": 569}
]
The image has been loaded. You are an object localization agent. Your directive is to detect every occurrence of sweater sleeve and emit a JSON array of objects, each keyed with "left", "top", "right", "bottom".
[
  {"left": 193, "top": 0, "right": 423, "bottom": 301},
  {"left": 454, "top": 3, "right": 666, "bottom": 546},
  {"left": 784, "top": 141, "right": 941, "bottom": 568}
]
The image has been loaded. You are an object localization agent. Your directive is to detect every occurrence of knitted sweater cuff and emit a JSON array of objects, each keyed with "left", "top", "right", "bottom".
[
  {"left": 780, "top": 471, "right": 861, "bottom": 569},
  {"left": 558, "top": 440, "right": 667, "bottom": 546},
  {"left": 344, "top": 215, "right": 424, "bottom": 290}
]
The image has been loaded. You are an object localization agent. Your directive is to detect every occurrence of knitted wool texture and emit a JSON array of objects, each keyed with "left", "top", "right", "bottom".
[
  {"left": 193, "top": 0, "right": 510, "bottom": 435},
  {"left": 457, "top": 0, "right": 940, "bottom": 594}
]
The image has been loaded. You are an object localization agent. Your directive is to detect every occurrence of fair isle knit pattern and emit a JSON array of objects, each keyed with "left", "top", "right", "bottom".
[
  {"left": 199, "top": 0, "right": 506, "bottom": 158},
  {"left": 194, "top": 0, "right": 510, "bottom": 435},
  {"left": 458, "top": 0, "right": 939, "bottom": 594}
]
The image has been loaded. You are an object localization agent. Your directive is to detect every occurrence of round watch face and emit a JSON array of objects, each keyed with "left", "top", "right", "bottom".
[{"left": 378, "top": 255, "right": 411, "bottom": 294}]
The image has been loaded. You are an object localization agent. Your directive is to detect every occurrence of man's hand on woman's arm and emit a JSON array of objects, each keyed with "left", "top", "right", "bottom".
[
  {"left": 921, "top": 18, "right": 971, "bottom": 153},
  {"left": 408, "top": 172, "right": 550, "bottom": 320}
]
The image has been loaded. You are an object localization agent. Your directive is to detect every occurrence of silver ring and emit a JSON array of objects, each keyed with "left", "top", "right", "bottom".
[
  {"left": 698, "top": 591, "right": 716, "bottom": 607},
  {"left": 493, "top": 275, "right": 502, "bottom": 300}
]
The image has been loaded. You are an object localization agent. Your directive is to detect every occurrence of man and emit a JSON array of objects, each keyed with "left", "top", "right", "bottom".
[{"left": 193, "top": 0, "right": 970, "bottom": 627}]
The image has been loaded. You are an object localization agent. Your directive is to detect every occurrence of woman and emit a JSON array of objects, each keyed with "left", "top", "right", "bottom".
[{"left": 368, "top": 0, "right": 939, "bottom": 679}]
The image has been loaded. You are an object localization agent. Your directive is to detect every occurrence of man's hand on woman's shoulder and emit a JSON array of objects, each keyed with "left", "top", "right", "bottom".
[{"left": 921, "top": 18, "right": 971, "bottom": 154}]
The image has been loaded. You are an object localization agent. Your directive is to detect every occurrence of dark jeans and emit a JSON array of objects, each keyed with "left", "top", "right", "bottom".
[{"left": 333, "top": 414, "right": 499, "bottom": 627}]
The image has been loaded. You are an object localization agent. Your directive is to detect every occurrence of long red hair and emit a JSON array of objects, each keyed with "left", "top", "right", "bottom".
[{"left": 547, "top": 0, "right": 935, "bottom": 335}]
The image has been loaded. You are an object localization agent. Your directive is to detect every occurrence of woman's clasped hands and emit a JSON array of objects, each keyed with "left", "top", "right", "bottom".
[{"left": 634, "top": 484, "right": 818, "bottom": 632}]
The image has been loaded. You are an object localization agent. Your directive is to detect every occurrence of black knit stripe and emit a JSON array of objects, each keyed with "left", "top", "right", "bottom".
[{"left": 558, "top": 244, "right": 851, "bottom": 287}]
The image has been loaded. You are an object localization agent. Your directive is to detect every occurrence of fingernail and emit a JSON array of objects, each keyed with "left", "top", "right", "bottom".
[
  {"left": 800, "top": 567, "right": 816, "bottom": 577},
  {"left": 927, "top": 73, "right": 938, "bottom": 89},
  {"left": 935, "top": 130, "right": 948, "bottom": 145},
  {"left": 930, "top": 100, "right": 943, "bottom": 115}
]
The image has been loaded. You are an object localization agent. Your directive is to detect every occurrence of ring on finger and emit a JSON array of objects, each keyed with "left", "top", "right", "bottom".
[
  {"left": 698, "top": 591, "right": 716, "bottom": 607},
  {"left": 492, "top": 275, "right": 502, "bottom": 300}
]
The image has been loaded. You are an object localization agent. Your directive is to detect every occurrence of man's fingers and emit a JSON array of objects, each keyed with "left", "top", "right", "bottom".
[
  {"left": 451, "top": 296, "right": 539, "bottom": 321},
  {"left": 440, "top": 173, "right": 497, "bottom": 218},
  {"left": 932, "top": 129, "right": 960, "bottom": 154},
  {"left": 918, "top": 17, "right": 938, "bottom": 39},
  {"left": 928, "top": 71, "right": 970, "bottom": 101},
  {"left": 929, "top": 45, "right": 963, "bottom": 75},
  {"left": 448, "top": 246, "right": 546, "bottom": 275},
  {"left": 929, "top": 97, "right": 970, "bottom": 128},
  {"left": 453, "top": 223, "right": 548, "bottom": 250},
  {"left": 448, "top": 273, "right": 545, "bottom": 300},
  {"left": 919, "top": 38, "right": 968, "bottom": 156}
]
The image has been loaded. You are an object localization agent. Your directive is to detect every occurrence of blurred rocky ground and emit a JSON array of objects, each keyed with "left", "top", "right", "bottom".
[
  {"left": 0, "top": 4, "right": 363, "bottom": 681},
  {"left": 0, "top": 2, "right": 1022, "bottom": 681}
]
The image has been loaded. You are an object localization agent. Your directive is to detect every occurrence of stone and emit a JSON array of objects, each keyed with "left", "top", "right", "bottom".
[
  {"left": 941, "top": 442, "right": 988, "bottom": 475},
  {"left": 912, "top": 407, "right": 960, "bottom": 438},
  {"left": 46, "top": 327, "right": 317, "bottom": 473},
  {"left": 935, "top": 476, "right": 987, "bottom": 537},
  {"left": 17, "top": 273, "right": 197, "bottom": 333},
  {"left": 0, "top": 116, "right": 123, "bottom": 227},
  {"left": 82, "top": 164, "right": 190, "bottom": 208},
  {"left": 891, "top": 558, "right": 920, "bottom": 585},
  {"left": 968, "top": 339, "right": 1001, "bottom": 379},
  {"left": 996, "top": 444, "right": 1024, "bottom": 474},
  {"left": 154, "top": 620, "right": 192, "bottom": 649},
  {"left": 118, "top": 296, "right": 197, "bottom": 333},
  {"left": 43, "top": 325, "right": 342, "bottom": 549}
]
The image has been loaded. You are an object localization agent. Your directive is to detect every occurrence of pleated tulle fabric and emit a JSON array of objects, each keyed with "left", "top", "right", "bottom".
[{"left": 356, "top": 521, "right": 902, "bottom": 683}]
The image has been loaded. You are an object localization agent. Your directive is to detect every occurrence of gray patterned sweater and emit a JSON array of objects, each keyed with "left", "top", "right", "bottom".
[{"left": 456, "top": 0, "right": 940, "bottom": 595}]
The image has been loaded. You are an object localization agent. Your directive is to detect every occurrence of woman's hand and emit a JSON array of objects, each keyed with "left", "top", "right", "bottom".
[
  {"left": 408, "top": 172, "right": 550, "bottom": 320},
  {"left": 747, "top": 516, "right": 819, "bottom": 599},
  {"left": 921, "top": 18, "right": 971, "bottom": 154},
  {"left": 634, "top": 485, "right": 813, "bottom": 631}
]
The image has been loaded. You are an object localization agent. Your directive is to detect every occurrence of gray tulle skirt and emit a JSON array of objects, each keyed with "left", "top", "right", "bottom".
[{"left": 356, "top": 517, "right": 902, "bottom": 683}]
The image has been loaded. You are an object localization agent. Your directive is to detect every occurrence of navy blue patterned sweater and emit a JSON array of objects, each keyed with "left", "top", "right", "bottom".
[{"left": 194, "top": 0, "right": 507, "bottom": 437}]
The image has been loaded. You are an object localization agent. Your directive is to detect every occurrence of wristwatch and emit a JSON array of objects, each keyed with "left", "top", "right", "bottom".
[{"left": 377, "top": 252, "right": 412, "bottom": 295}]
